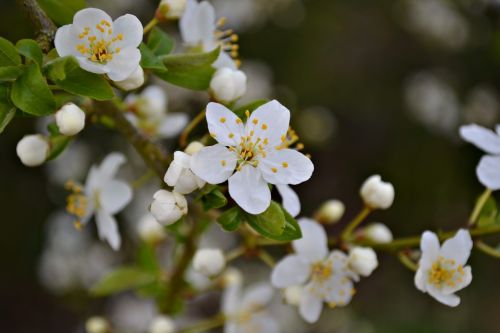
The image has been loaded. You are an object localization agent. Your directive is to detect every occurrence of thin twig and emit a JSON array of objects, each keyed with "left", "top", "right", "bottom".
[{"left": 17, "top": 0, "right": 57, "bottom": 52}]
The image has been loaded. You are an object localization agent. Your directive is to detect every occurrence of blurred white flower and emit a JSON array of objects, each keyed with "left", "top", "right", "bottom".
[
  {"left": 159, "top": 0, "right": 187, "bottom": 19},
  {"left": 415, "top": 229, "right": 472, "bottom": 307},
  {"left": 164, "top": 151, "right": 206, "bottom": 194},
  {"left": 150, "top": 190, "right": 188, "bottom": 225},
  {"left": 16, "top": 134, "right": 49, "bottom": 167},
  {"left": 55, "top": 8, "right": 143, "bottom": 81},
  {"left": 463, "top": 86, "right": 500, "bottom": 127},
  {"left": 347, "top": 247, "right": 378, "bottom": 278},
  {"left": 137, "top": 214, "right": 167, "bottom": 244},
  {"left": 362, "top": 223, "right": 393, "bottom": 244},
  {"left": 460, "top": 124, "right": 500, "bottom": 189},
  {"left": 109, "top": 295, "right": 157, "bottom": 333},
  {"left": 114, "top": 66, "right": 145, "bottom": 91},
  {"left": 210, "top": 67, "right": 247, "bottom": 103},
  {"left": 85, "top": 317, "right": 110, "bottom": 333},
  {"left": 360, "top": 175, "right": 395, "bottom": 210},
  {"left": 184, "top": 141, "right": 204, "bottom": 155},
  {"left": 283, "top": 285, "right": 303, "bottom": 306},
  {"left": 55, "top": 103, "right": 86, "bottom": 136},
  {"left": 190, "top": 101, "right": 313, "bottom": 214},
  {"left": 148, "top": 315, "right": 176, "bottom": 333},
  {"left": 315, "top": 199, "right": 345, "bottom": 224},
  {"left": 271, "top": 219, "right": 357, "bottom": 323},
  {"left": 192, "top": 248, "right": 226, "bottom": 277},
  {"left": 46, "top": 141, "right": 91, "bottom": 186}
]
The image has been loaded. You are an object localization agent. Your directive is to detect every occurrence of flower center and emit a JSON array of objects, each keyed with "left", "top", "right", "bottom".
[
  {"left": 310, "top": 261, "right": 333, "bottom": 284},
  {"left": 428, "top": 256, "right": 465, "bottom": 289},
  {"left": 65, "top": 180, "right": 88, "bottom": 230},
  {"left": 76, "top": 20, "right": 123, "bottom": 63}
]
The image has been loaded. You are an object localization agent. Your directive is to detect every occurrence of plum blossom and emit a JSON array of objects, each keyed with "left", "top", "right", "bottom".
[
  {"left": 55, "top": 8, "right": 143, "bottom": 81},
  {"left": 415, "top": 229, "right": 473, "bottom": 307},
  {"left": 65, "top": 153, "right": 132, "bottom": 250},
  {"left": 460, "top": 124, "right": 500, "bottom": 190},
  {"left": 190, "top": 101, "right": 314, "bottom": 214},
  {"left": 164, "top": 150, "right": 206, "bottom": 194},
  {"left": 271, "top": 219, "right": 358, "bottom": 323}
]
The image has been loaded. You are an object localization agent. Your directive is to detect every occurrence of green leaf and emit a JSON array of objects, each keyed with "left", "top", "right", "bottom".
[
  {"left": 90, "top": 267, "right": 156, "bottom": 296},
  {"left": 0, "top": 84, "right": 15, "bottom": 133},
  {"left": 16, "top": 39, "right": 43, "bottom": 67},
  {"left": 245, "top": 201, "right": 286, "bottom": 239},
  {"left": 147, "top": 27, "right": 174, "bottom": 56},
  {"left": 11, "top": 63, "right": 55, "bottom": 116},
  {"left": 37, "top": 0, "right": 86, "bottom": 25},
  {"left": 46, "top": 135, "right": 72, "bottom": 161},
  {"left": 140, "top": 43, "right": 167, "bottom": 72},
  {"left": 201, "top": 187, "right": 228, "bottom": 210},
  {"left": 137, "top": 244, "right": 160, "bottom": 274},
  {"left": 217, "top": 207, "right": 242, "bottom": 231},
  {"left": 156, "top": 48, "right": 219, "bottom": 90},
  {"left": 0, "top": 37, "right": 21, "bottom": 66},
  {"left": 233, "top": 99, "right": 269, "bottom": 118},
  {"left": 44, "top": 56, "right": 114, "bottom": 100},
  {"left": 279, "top": 207, "right": 302, "bottom": 241},
  {"left": 478, "top": 197, "right": 498, "bottom": 228},
  {"left": 0, "top": 66, "right": 23, "bottom": 81}
]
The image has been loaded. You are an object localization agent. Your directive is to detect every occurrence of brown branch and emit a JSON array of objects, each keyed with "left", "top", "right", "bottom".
[{"left": 17, "top": 0, "right": 57, "bottom": 52}]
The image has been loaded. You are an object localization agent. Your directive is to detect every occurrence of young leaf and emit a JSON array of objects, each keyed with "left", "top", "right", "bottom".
[
  {"left": 0, "top": 66, "right": 23, "bottom": 81},
  {"left": 279, "top": 207, "right": 302, "bottom": 241},
  {"left": 217, "top": 206, "right": 242, "bottom": 231},
  {"left": 90, "top": 266, "right": 156, "bottom": 296},
  {"left": 244, "top": 201, "right": 286, "bottom": 239},
  {"left": 11, "top": 63, "right": 55, "bottom": 116},
  {"left": 140, "top": 43, "right": 168, "bottom": 72},
  {"left": 156, "top": 48, "right": 220, "bottom": 90},
  {"left": 16, "top": 39, "right": 43, "bottom": 67},
  {"left": 0, "top": 84, "right": 15, "bottom": 133},
  {"left": 147, "top": 27, "right": 175, "bottom": 56},
  {"left": 201, "top": 187, "right": 228, "bottom": 210},
  {"left": 37, "top": 0, "right": 86, "bottom": 26},
  {"left": 0, "top": 37, "right": 21, "bottom": 66},
  {"left": 44, "top": 56, "right": 114, "bottom": 100}
]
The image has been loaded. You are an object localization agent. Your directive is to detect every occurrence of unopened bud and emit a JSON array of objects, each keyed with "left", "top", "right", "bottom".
[
  {"left": 55, "top": 103, "right": 86, "bottom": 136},
  {"left": 85, "top": 317, "right": 110, "bottom": 333},
  {"left": 193, "top": 248, "right": 226, "bottom": 277},
  {"left": 16, "top": 134, "right": 49, "bottom": 167},
  {"left": 363, "top": 223, "right": 393, "bottom": 244},
  {"left": 164, "top": 151, "right": 205, "bottom": 194},
  {"left": 315, "top": 200, "right": 345, "bottom": 224},
  {"left": 114, "top": 66, "right": 145, "bottom": 91},
  {"left": 150, "top": 190, "right": 188, "bottom": 225},
  {"left": 210, "top": 67, "right": 247, "bottom": 103},
  {"left": 360, "top": 175, "right": 395, "bottom": 210},
  {"left": 137, "top": 214, "right": 166, "bottom": 244},
  {"left": 184, "top": 141, "right": 204, "bottom": 155},
  {"left": 159, "top": 0, "right": 187, "bottom": 19},
  {"left": 348, "top": 247, "right": 378, "bottom": 277},
  {"left": 149, "top": 315, "right": 176, "bottom": 333}
]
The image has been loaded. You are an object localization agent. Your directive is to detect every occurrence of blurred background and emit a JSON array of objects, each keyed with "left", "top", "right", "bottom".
[{"left": 1, "top": 0, "right": 500, "bottom": 332}]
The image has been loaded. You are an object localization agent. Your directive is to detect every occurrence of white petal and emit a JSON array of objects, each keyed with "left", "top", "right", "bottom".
[
  {"left": 100, "top": 180, "right": 133, "bottom": 214},
  {"left": 414, "top": 268, "right": 427, "bottom": 292},
  {"left": 419, "top": 231, "right": 440, "bottom": 269},
  {"left": 180, "top": 0, "right": 216, "bottom": 45},
  {"left": 73, "top": 8, "right": 113, "bottom": 31},
  {"left": 260, "top": 148, "right": 314, "bottom": 185},
  {"left": 460, "top": 124, "right": 500, "bottom": 154},
  {"left": 222, "top": 279, "right": 242, "bottom": 315},
  {"left": 223, "top": 322, "right": 238, "bottom": 333},
  {"left": 427, "top": 285, "right": 460, "bottom": 307},
  {"left": 164, "top": 160, "right": 184, "bottom": 187},
  {"left": 228, "top": 166, "right": 271, "bottom": 214},
  {"left": 98, "top": 152, "right": 126, "bottom": 180},
  {"left": 158, "top": 113, "right": 189, "bottom": 138},
  {"left": 54, "top": 24, "right": 80, "bottom": 57},
  {"left": 477, "top": 155, "right": 500, "bottom": 190},
  {"left": 324, "top": 272, "right": 354, "bottom": 306},
  {"left": 271, "top": 255, "right": 310, "bottom": 288},
  {"left": 112, "top": 14, "right": 143, "bottom": 48},
  {"left": 299, "top": 290, "right": 323, "bottom": 323},
  {"left": 141, "top": 85, "right": 167, "bottom": 116},
  {"left": 213, "top": 52, "right": 237, "bottom": 70},
  {"left": 249, "top": 315, "right": 279, "bottom": 333},
  {"left": 190, "top": 145, "right": 237, "bottom": 184},
  {"left": 246, "top": 100, "right": 290, "bottom": 147},
  {"left": 293, "top": 219, "right": 328, "bottom": 263},
  {"left": 96, "top": 209, "right": 121, "bottom": 250},
  {"left": 240, "top": 283, "right": 274, "bottom": 309},
  {"left": 276, "top": 184, "right": 300, "bottom": 217},
  {"left": 439, "top": 229, "right": 472, "bottom": 266},
  {"left": 77, "top": 57, "right": 109, "bottom": 75},
  {"left": 107, "top": 48, "right": 141, "bottom": 81},
  {"left": 206, "top": 102, "right": 244, "bottom": 146}
]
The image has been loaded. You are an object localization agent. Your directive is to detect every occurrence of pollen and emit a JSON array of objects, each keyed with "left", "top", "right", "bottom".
[
  {"left": 220, "top": 117, "right": 226, "bottom": 123},
  {"left": 236, "top": 118, "right": 242, "bottom": 124},
  {"left": 261, "top": 123, "right": 268, "bottom": 130},
  {"left": 428, "top": 257, "right": 463, "bottom": 289},
  {"left": 310, "top": 261, "right": 333, "bottom": 284},
  {"left": 245, "top": 110, "right": 250, "bottom": 118},
  {"left": 252, "top": 118, "right": 259, "bottom": 125},
  {"left": 271, "top": 167, "right": 277, "bottom": 173},
  {"left": 221, "top": 160, "right": 226, "bottom": 166},
  {"left": 228, "top": 133, "right": 234, "bottom": 139},
  {"left": 282, "top": 162, "right": 288, "bottom": 168}
]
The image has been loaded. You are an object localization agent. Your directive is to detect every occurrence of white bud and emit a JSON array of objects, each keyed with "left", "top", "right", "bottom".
[
  {"left": 149, "top": 315, "right": 176, "bottom": 333},
  {"left": 316, "top": 200, "right": 345, "bottom": 224},
  {"left": 210, "top": 67, "right": 247, "bottom": 103},
  {"left": 85, "top": 317, "right": 110, "bottom": 333},
  {"left": 284, "top": 285, "right": 303, "bottom": 306},
  {"left": 348, "top": 247, "right": 378, "bottom": 277},
  {"left": 114, "top": 66, "right": 145, "bottom": 91},
  {"left": 16, "top": 134, "right": 49, "bottom": 167},
  {"left": 193, "top": 248, "right": 226, "bottom": 277},
  {"left": 222, "top": 267, "right": 243, "bottom": 287},
  {"left": 363, "top": 223, "right": 393, "bottom": 244},
  {"left": 150, "top": 190, "right": 188, "bottom": 225},
  {"left": 164, "top": 151, "right": 205, "bottom": 194},
  {"left": 55, "top": 103, "right": 86, "bottom": 136},
  {"left": 137, "top": 214, "right": 166, "bottom": 244},
  {"left": 159, "top": 0, "right": 187, "bottom": 19},
  {"left": 360, "top": 175, "right": 395, "bottom": 209},
  {"left": 184, "top": 141, "right": 204, "bottom": 155}
]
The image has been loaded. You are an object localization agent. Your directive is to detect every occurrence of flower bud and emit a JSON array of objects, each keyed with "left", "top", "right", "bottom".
[
  {"left": 184, "top": 141, "right": 204, "bottom": 155},
  {"left": 85, "top": 317, "right": 110, "bottom": 333},
  {"left": 209, "top": 67, "right": 247, "bottom": 103},
  {"left": 114, "top": 66, "right": 145, "bottom": 91},
  {"left": 315, "top": 200, "right": 345, "bottom": 224},
  {"left": 348, "top": 247, "right": 378, "bottom": 277},
  {"left": 55, "top": 103, "right": 86, "bottom": 136},
  {"left": 221, "top": 267, "right": 243, "bottom": 287},
  {"left": 150, "top": 190, "right": 188, "bottom": 225},
  {"left": 16, "top": 134, "right": 49, "bottom": 167},
  {"left": 137, "top": 214, "right": 166, "bottom": 244},
  {"left": 193, "top": 248, "right": 226, "bottom": 277},
  {"left": 284, "top": 285, "right": 303, "bottom": 306},
  {"left": 159, "top": 0, "right": 187, "bottom": 19},
  {"left": 164, "top": 151, "right": 205, "bottom": 194},
  {"left": 149, "top": 315, "right": 176, "bottom": 333},
  {"left": 363, "top": 223, "right": 393, "bottom": 244},
  {"left": 360, "top": 175, "right": 395, "bottom": 209}
]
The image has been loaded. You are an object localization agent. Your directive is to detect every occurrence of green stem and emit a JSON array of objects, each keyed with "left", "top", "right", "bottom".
[
  {"left": 226, "top": 246, "right": 245, "bottom": 262},
  {"left": 258, "top": 249, "right": 275, "bottom": 268},
  {"left": 341, "top": 206, "right": 372, "bottom": 241},
  {"left": 179, "top": 314, "right": 225, "bottom": 333},
  {"left": 143, "top": 18, "right": 159, "bottom": 34},
  {"left": 468, "top": 188, "right": 492, "bottom": 226},
  {"left": 17, "top": 0, "right": 57, "bottom": 52},
  {"left": 397, "top": 251, "right": 417, "bottom": 271},
  {"left": 179, "top": 110, "right": 206, "bottom": 147},
  {"left": 475, "top": 240, "right": 500, "bottom": 259},
  {"left": 131, "top": 170, "right": 156, "bottom": 189}
]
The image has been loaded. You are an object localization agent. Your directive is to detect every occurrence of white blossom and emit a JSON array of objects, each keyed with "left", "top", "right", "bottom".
[
  {"left": 148, "top": 315, "right": 176, "bottom": 333},
  {"left": 137, "top": 214, "right": 166, "bottom": 244},
  {"left": 415, "top": 229, "right": 473, "bottom": 307},
  {"left": 65, "top": 153, "right": 132, "bottom": 250},
  {"left": 276, "top": 184, "right": 301, "bottom": 218},
  {"left": 360, "top": 175, "right": 395, "bottom": 209},
  {"left": 85, "top": 317, "right": 110, "bottom": 333},
  {"left": 210, "top": 67, "right": 247, "bottom": 103},
  {"left": 271, "top": 219, "right": 358, "bottom": 323},
  {"left": 55, "top": 8, "right": 143, "bottom": 81},
  {"left": 114, "top": 66, "right": 145, "bottom": 91},
  {"left": 460, "top": 124, "right": 500, "bottom": 190},
  {"left": 190, "top": 101, "right": 314, "bottom": 214},
  {"left": 16, "top": 134, "right": 49, "bottom": 167},
  {"left": 192, "top": 248, "right": 226, "bottom": 277},
  {"left": 55, "top": 103, "right": 86, "bottom": 136},
  {"left": 149, "top": 190, "right": 188, "bottom": 225},
  {"left": 363, "top": 223, "right": 393, "bottom": 244},
  {"left": 347, "top": 247, "right": 378, "bottom": 278},
  {"left": 283, "top": 285, "right": 303, "bottom": 306},
  {"left": 159, "top": 0, "right": 187, "bottom": 19},
  {"left": 316, "top": 199, "right": 345, "bottom": 224},
  {"left": 164, "top": 151, "right": 205, "bottom": 194}
]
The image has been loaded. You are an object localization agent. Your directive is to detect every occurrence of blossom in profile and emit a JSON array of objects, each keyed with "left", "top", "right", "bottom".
[
  {"left": 414, "top": 229, "right": 473, "bottom": 307},
  {"left": 55, "top": 8, "right": 143, "bottom": 81}
]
